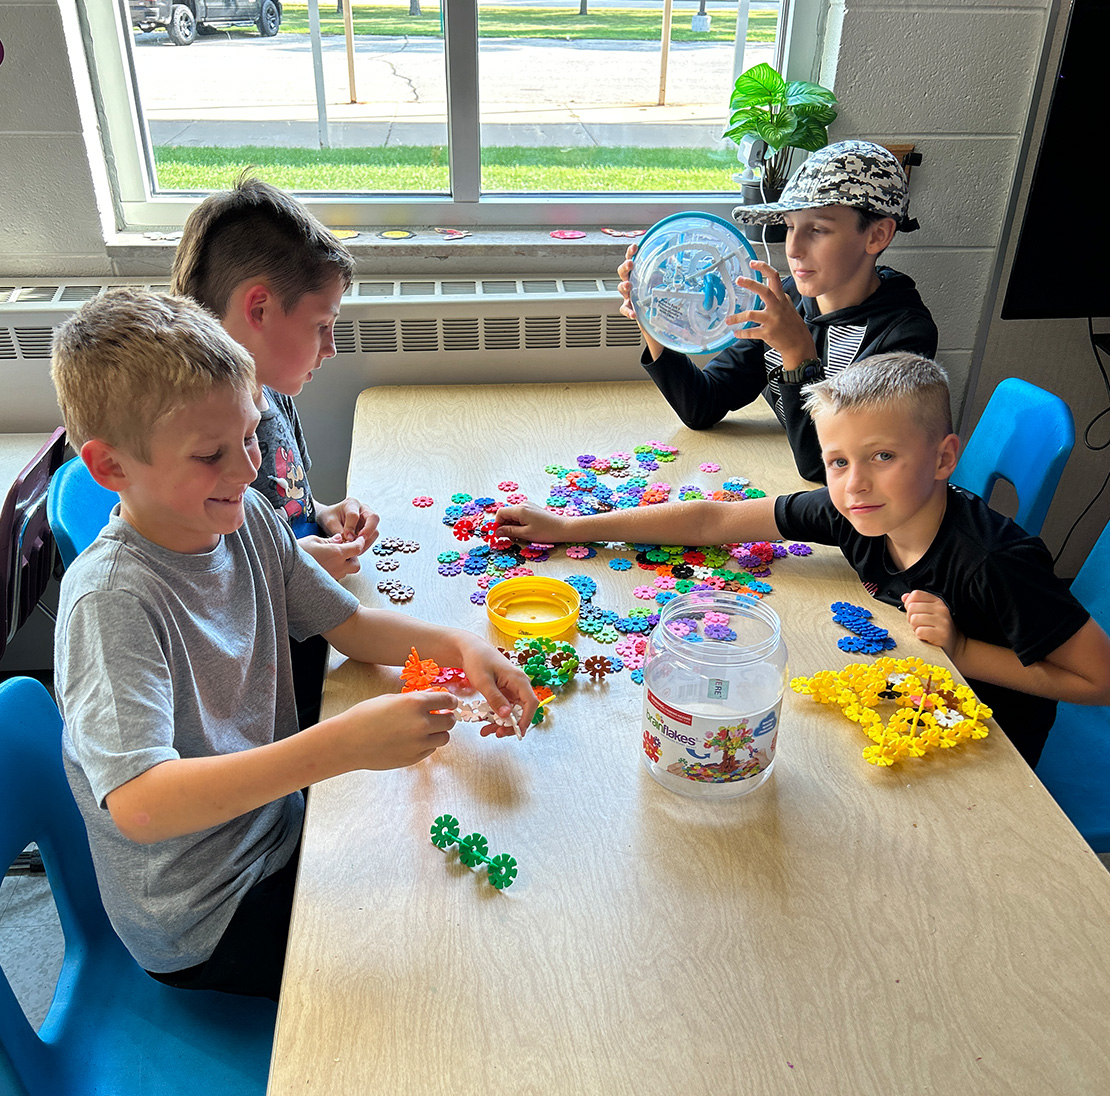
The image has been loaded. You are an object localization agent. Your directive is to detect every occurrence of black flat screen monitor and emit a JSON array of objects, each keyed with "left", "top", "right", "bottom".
[{"left": 1002, "top": 0, "right": 1110, "bottom": 320}]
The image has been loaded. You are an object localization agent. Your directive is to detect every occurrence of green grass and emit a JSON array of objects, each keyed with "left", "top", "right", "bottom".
[
  {"left": 153, "top": 144, "right": 738, "bottom": 192},
  {"left": 275, "top": 4, "right": 777, "bottom": 43}
]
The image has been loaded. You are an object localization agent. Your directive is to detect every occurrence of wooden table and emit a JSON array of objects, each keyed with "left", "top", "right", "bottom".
[{"left": 269, "top": 383, "right": 1110, "bottom": 1096}]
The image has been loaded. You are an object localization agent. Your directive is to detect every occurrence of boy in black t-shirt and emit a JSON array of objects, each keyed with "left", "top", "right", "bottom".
[{"left": 494, "top": 353, "right": 1110, "bottom": 766}]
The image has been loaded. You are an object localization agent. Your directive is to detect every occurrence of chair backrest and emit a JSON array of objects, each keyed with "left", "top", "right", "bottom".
[
  {"left": 951, "top": 376, "right": 1075, "bottom": 536},
  {"left": 1032, "top": 520, "right": 1110, "bottom": 852},
  {"left": 0, "top": 677, "right": 276, "bottom": 1096},
  {"left": 45, "top": 456, "right": 119, "bottom": 570},
  {"left": 1070, "top": 519, "right": 1110, "bottom": 632},
  {"left": 1, "top": 429, "right": 67, "bottom": 659}
]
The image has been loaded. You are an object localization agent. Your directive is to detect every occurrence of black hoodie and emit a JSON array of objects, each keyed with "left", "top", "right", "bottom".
[{"left": 641, "top": 267, "right": 938, "bottom": 482}]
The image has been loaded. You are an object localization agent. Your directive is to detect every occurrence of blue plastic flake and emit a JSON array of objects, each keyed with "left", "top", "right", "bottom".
[
  {"left": 469, "top": 544, "right": 490, "bottom": 557},
  {"left": 609, "top": 557, "right": 633, "bottom": 571},
  {"left": 463, "top": 557, "right": 488, "bottom": 575},
  {"left": 473, "top": 496, "right": 496, "bottom": 509},
  {"left": 609, "top": 656, "right": 625, "bottom": 673},
  {"left": 630, "top": 668, "right": 644, "bottom": 685},
  {"left": 565, "top": 574, "right": 597, "bottom": 600},
  {"left": 831, "top": 601, "right": 896, "bottom": 653},
  {"left": 444, "top": 504, "right": 465, "bottom": 520},
  {"left": 438, "top": 563, "right": 463, "bottom": 577},
  {"left": 656, "top": 590, "right": 677, "bottom": 604},
  {"left": 437, "top": 550, "right": 460, "bottom": 564},
  {"left": 722, "top": 477, "right": 750, "bottom": 491},
  {"left": 492, "top": 554, "right": 518, "bottom": 570}
]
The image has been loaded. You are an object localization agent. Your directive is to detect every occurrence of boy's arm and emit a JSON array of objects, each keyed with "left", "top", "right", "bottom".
[
  {"left": 903, "top": 591, "right": 1110, "bottom": 705},
  {"left": 495, "top": 496, "right": 782, "bottom": 549},
  {"left": 105, "top": 689, "right": 457, "bottom": 844}
]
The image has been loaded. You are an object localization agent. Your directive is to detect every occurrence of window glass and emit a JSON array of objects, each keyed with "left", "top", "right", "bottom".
[
  {"left": 129, "top": 2, "right": 450, "bottom": 194},
  {"left": 86, "top": 1, "right": 793, "bottom": 226},
  {"left": 477, "top": 2, "right": 781, "bottom": 195}
]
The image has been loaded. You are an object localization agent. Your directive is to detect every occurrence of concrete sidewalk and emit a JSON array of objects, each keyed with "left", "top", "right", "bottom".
[{"left": 136, "top": 33, "right": 772, "bottom": 149}]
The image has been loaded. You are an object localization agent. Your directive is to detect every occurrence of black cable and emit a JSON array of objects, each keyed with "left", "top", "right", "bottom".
[{"left": 1052, "top": 317, "right": 1110, "bottom": 565}]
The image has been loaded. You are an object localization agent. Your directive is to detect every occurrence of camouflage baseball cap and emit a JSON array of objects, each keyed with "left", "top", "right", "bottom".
[{"left": 732, "top": 140, "right": 919, "bottom": 232}]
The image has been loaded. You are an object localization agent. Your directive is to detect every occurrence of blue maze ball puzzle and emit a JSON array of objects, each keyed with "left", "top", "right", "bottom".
[{"left": 629, "top": 212, "right": 763, "bottom": 355}]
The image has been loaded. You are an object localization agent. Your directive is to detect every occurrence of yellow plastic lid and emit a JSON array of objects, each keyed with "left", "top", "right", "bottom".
[{"left": 486, "top": 576, "right": 581, "bottom": 639}]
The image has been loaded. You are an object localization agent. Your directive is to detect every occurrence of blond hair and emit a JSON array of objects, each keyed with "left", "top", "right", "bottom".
[
  {"left": 170, "top": 173, "right": 355, "bottom": 317},
  {"left": 803, "top": 352, "right": 954, "bottom": 441},
  {"left": 52, "top": 288, "right": 257, "bottom": 461}
]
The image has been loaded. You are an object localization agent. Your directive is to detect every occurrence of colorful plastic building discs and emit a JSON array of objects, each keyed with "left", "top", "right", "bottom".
[{"left": 430, "top": 814, "right": 518, "bottom": 889}]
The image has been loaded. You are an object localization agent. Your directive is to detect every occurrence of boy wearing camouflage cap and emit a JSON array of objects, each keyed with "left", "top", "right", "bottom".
[{"left": 617, "top": 140, "right": 937, "bottom": 482}]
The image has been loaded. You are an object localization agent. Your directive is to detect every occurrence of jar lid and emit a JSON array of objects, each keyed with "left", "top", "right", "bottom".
[
  {"left": 629, "top": 211, "right": 763, "bottom": 354},
  {"left": 486, "top": 576, "right": 581, "bottom": 639}
]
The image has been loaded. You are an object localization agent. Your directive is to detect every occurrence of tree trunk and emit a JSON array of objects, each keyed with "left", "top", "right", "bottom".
[
  {"left": 579, "top": 1, "right": 588, "bottom": 14},
  {"left": 410, "top": 0, "right": 422, "bottom": 15}
]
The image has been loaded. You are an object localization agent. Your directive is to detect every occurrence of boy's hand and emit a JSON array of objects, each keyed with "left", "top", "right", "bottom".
[
  {"left": 454, "top": 636, "right": 539, "bottom": 737},
  {"left": 317, "top": 497, "right": 380, "bottom": 547},
  {"left": 902, "top": 590, "right": 965, "bottom": 661},
  {"left": 730, "top": 260, "right": 819, "bottom": 367},
  {"left": 495, "top": 502, "right": 573, "bottom": 545},
  {"left": 343, "top": 690, "right": 457, "bottom": 768},
  {"left": 616, "top": 242, "right": 639, "bottom": 321},
  {"left": 300, "top": 533, "right": 367, "bottom": 579},
  {"left": 616, "top": 242, "right": 665, "bottom": 361}
]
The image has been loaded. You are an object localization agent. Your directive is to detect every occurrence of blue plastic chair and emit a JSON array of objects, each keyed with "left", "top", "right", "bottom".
[
  {"left": 45, "top": 457, "right": 119, "bottom": 569},
  {"left": 1035, "top": 521, "right": 1110, "bottom": 852},
  {"left": 951, "top": 377, "right": 1075, "bottom": 536},
  {"left": 0, "top": 677, "right": 277, "bottom": 1096}
]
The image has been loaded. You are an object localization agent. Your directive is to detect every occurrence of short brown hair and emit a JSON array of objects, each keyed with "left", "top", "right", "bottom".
[
  {"left": 170, "top": 173, "right": 355, "bottom": 317},
  {"left": 803, "top": 352, "right": 954, "bottom": 441},
  {"left": 52, "top": 288, "right": 257, "bottom": 461}
]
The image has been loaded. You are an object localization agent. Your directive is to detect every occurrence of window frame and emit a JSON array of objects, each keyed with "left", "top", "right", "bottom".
[{"left": 84, "top": 0, "right": 817, "bottom": 233}]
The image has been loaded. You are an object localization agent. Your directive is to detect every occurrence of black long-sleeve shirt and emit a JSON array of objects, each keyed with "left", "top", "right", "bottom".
[{"left": 642, "top": 267, "right": 939, "bottom": 482}]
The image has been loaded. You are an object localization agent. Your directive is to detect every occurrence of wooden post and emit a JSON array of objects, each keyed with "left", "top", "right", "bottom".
[
  {"left": 343, "top": 0, "right": 356, "bottom": 102},
  {"left": 658, "top": 0, "right": 673, "bottom": 105}
]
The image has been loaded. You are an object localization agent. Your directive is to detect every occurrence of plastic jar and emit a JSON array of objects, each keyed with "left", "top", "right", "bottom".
[{"left": 641, "top": 591, "right": 787, "bottom": 799}]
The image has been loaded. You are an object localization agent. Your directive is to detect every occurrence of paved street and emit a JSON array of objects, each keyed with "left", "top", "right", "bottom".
[{"left": 134, "top": 30, "right": 772, "bottom": 148}]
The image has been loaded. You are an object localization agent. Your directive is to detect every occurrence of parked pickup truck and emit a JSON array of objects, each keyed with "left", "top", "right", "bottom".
[{"left": 130, "top": 0, "right": 282, "bottom": 46}]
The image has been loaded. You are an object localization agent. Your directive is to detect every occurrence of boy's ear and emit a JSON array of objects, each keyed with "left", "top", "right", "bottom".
[
  {"left": 81, "top": 439, "right": 132, "bottom": 492},
  {"left": 864, "top": 217, "right": 898, "bottom": 255},
  {"left": 242, "top": 282, "right": 273, "bottom": 332},
  {"left": 936, "top": 432, "right": 960, "bottom": 479}
]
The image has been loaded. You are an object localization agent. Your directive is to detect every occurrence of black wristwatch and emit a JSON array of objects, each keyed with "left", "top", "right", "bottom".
[{"left": 771, "top": 358, "right": 824, "bottom": 385}]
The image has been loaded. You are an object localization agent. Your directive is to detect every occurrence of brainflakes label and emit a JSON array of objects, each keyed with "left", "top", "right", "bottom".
[{"left": 642, "top": 689, "right": 780, "bottom": 784}]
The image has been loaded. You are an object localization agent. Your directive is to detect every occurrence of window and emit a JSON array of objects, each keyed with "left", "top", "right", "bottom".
[{"left": 82, "top": 0, "right": 809, "bottom": 231}]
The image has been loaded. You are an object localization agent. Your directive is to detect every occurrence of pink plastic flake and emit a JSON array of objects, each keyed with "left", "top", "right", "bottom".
[
  {"left": 565, "top": 546, "right": 590, "bottom": 559},
  {"left": 699, "top": 462, "right": 720, "bottom": 473},
  {"left": 653, "top": 576, "right": 677, "bottom": 590},
  {"left": 633, "top": 585, "right": 657, "bottom": 600},
  {"left": 505, "top": 493, "right": 528, "bottom": 505},
  {"left": 497, "top": 480, "right": 519, "bottom": 492},
  {"left": 412, "top": 495, "right": 434, "bottom": 507}
]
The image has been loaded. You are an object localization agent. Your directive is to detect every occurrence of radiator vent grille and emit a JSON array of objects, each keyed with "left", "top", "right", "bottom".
[
  {"left": 0, "top": 276, "right": 644, "bottom": 362},
  {"left": 400, "top": 319, "right": 439, "bottom": 353},
  {"left": 333, "top": 319, "right": 357, "bottom": 355},
  {"left": 15, "top": 328, "right": 55, "bottom": 358},
  {"left": 359, "top": 320, "right": 398, "bottom": 354},
  {"left": 482, "top": 317, "right": 521, "bottom": 350},
  {"left": 16, "top": 286, "right": 57, "bottom": 303},
  {"left": 443, "top": 318, "right": 481, "bottom": 351}
]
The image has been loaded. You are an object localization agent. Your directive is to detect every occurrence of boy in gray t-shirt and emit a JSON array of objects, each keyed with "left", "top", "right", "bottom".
[{"left": 51, "top": 289, "right": 537, "bottom": 1000}]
